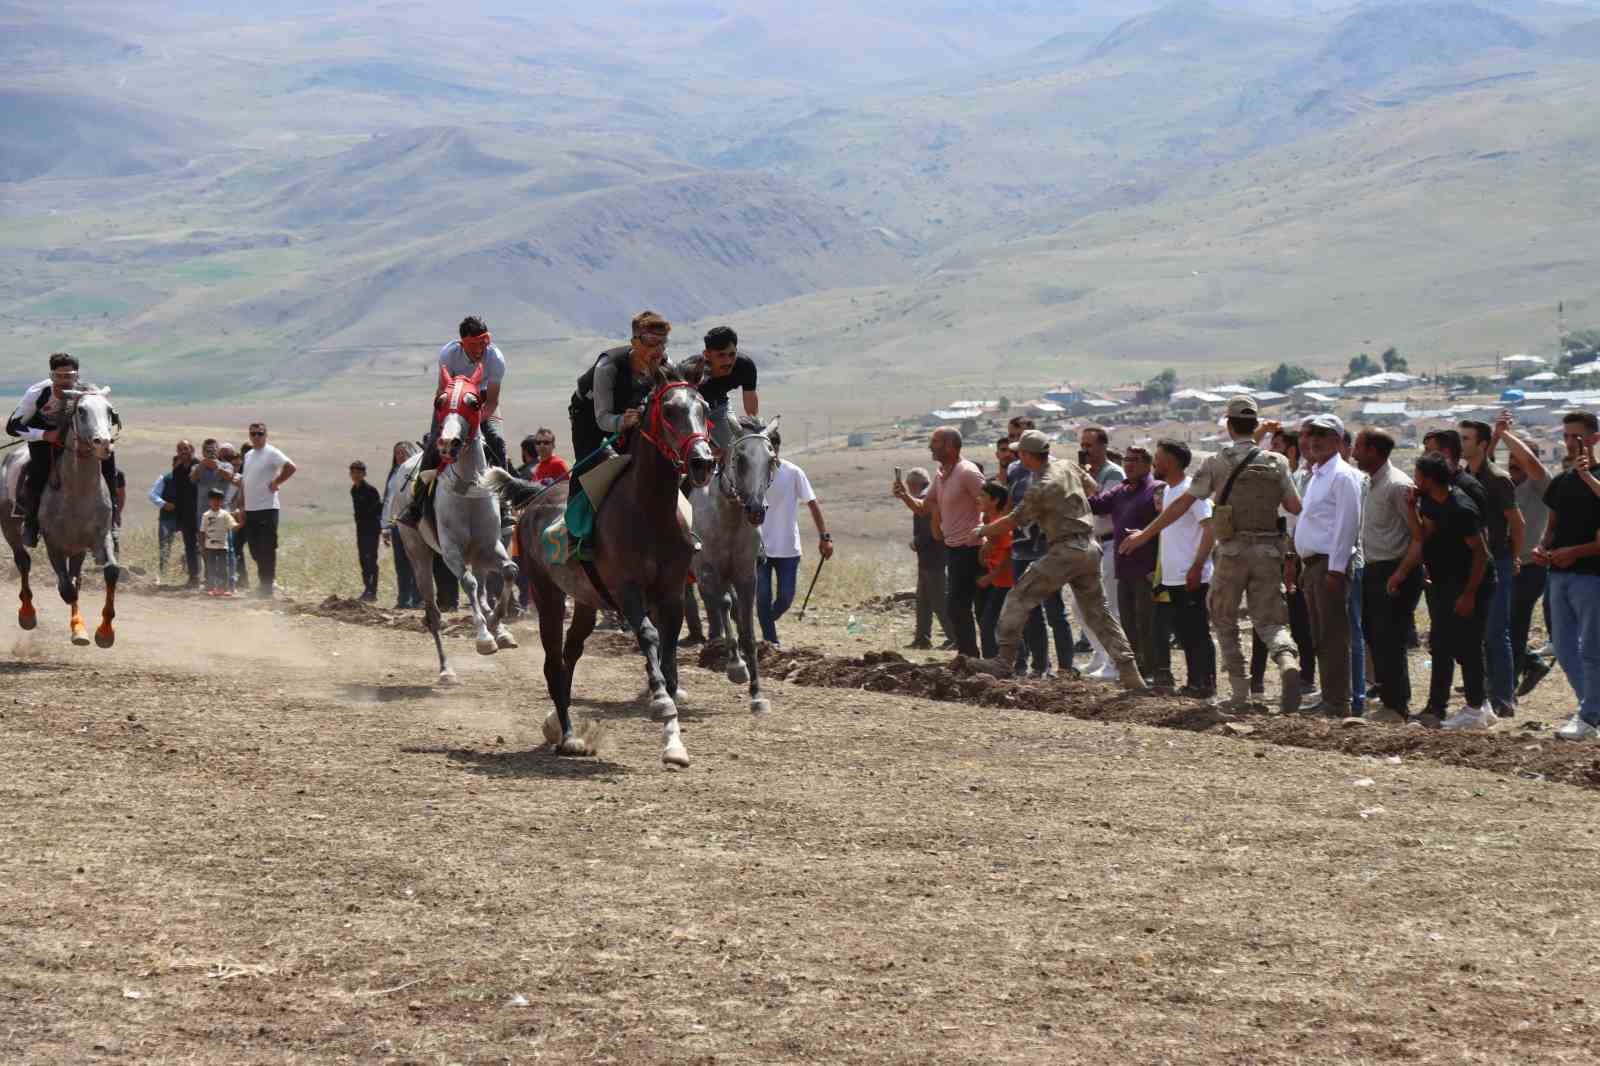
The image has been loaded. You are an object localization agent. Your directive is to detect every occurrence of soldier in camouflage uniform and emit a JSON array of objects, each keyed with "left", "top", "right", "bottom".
[
  {"left": 968, "top": 431, "right": 1146, "bottom": 691},
  {"left": 1120, "top": 396, "right": 1304, "bottom": 711}
]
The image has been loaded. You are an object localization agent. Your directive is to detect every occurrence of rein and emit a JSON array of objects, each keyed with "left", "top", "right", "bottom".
[{"left": 637, "top": 381, "right": 710, "bottom": 475}]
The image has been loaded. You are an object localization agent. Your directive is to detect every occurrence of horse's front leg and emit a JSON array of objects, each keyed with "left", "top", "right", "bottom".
[
  {"left": 56, "top": 549, "right": 88, "bottom": 646},
  {"left": 623, "top": 582, "right": 688, "bottom": 768},
  {"left": 733, "top": 572, "right": 769, "bottom": 715},
  {"left": 12, "top": 535, "right": 35, "bottom": 630},
  {"left": 93, "top": 533, "right": 117, "bottom": 648},
  {"left": 406, "top": 536, "right": 452, "bottom": 683},
  {"left": 448, "top": 547, "right": 497, "bottom": 656}
]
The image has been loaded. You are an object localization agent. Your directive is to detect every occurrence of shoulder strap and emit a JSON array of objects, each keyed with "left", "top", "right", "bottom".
[{"left": 1217, "top": 448, "right": 1260, "bottom": 506}]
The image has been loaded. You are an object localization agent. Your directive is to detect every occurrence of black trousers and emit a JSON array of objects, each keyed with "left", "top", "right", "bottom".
[
  {"left": 1426, "top": 579, "right": 1493, "bottom": 711},
  {"left": 1156, "top": 584, "right": 1216, "bottom": 689},
  {"left": 1363, "top": 559, "right": 1425, "bottom": 712},
  {"left": 392, "top": 536, "right": 419, "bottom": 607},
  {"left": 945, "top": 545, "right": 982, "bottom": 657},
  {"left": 432, "top": 555, "right": 459, "bottom": 610},
  {"left": 356, "top": 523, "right": 381, "bottom": 598},
  {"left": 1511, "top": 562, "right": 1548, "bottom": 677},
  {"left": 180, "top": 518, "right": 200, "bottom": 583},
  {"left": 244, "top": 509, "right": 280, "bottom": 594}
]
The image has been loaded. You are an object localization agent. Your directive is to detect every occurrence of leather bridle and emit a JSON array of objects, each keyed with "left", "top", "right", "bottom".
[
  {"left": 637, "top": 381, "right": 710, "bottom": 475},
  {"left": 717, "top": 430, "right": 777, "bottom": 509}
]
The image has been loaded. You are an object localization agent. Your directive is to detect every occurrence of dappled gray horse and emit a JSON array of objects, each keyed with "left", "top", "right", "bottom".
[
  {"left": 0, "top": 387, "right": 120, "bottom": 645},
  {"left": 397, "top": 366, "right": 518, "bottom": 684},
  {"left": 690, "top": 413, "right": 778, "bottom": 715}
]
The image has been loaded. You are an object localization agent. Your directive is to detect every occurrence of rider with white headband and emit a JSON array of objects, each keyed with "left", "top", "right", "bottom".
[
  {"left": 397, "top": 315, "right": 507, "bottom": 527},
  {"left": 6, "top": 351, "right": 118, "bottom": 548}
]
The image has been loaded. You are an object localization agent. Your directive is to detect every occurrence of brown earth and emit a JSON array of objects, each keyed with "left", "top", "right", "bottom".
[{"left": 5, "top": 592, "right": 1600, "bottom": 1065}]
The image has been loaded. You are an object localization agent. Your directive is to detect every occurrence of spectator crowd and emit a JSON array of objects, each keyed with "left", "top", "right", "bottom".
[{"left": 894, "top": 401, "right": 1600, "bottom": 743}]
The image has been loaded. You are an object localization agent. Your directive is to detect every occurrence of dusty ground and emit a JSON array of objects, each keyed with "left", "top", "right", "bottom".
[{"left": 5, "top": 590, "right": 1600, "bottom": 1065}]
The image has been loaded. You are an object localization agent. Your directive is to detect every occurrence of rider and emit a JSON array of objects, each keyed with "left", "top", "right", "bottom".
[
  {"left": 677, "top": 326, "right": 758, "bottom": 447},
  {"left": 6, "top": 352, "right": 118, "bottom": 548},
  {"left": 397, "top": 316, "right": 507, "bottom": 527},
  {"left": 569, "top": 310, "right": 672, "bottom": 465}
]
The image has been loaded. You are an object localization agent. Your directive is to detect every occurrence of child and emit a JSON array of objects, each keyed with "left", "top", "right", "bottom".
[
  {"left": 200, "top": 488, "right": 237, "bottom": 596},
  {"left": 976, "top": 480, "right": 1015, "bottom": 661}
]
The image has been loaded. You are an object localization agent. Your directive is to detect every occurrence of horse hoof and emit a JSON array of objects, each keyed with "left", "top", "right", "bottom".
[
  {"left": 751, "top": 698, "right": 771, "bottom": 716},
  {"left": 94, "top": 626, "right": 115, "bottom": 649},
  {"left": 559, "top": 737, "right": 592, "bottom": 757},
  {"left": 542, "top": 712, "right": 562, "bottom": 747},
  {"left": 438, "top": 670, "right": 457, "bottom": 686},
  {"left": 71, "top": 632, "right": 90, "bottom": 647},
  {"left": 662, "top": 740, "right": 690, "bottom": 768},
  {"left": 495, "top": 632, "right": 518, "bottom": 650},
  {"left": 475, "top": 638, "right": 499, "bottom": 656},
  {"left": 727, "top": 664, "right": 750, "bottom": 684},
  {"left": 17, "top": 608, "right": 36, "bottom": 631},
  {"left": 672, "top": 688, "right": 689, "bottom": 708},
  {"left": 648, "top": 695, "right": 677, "bottom": 722}
]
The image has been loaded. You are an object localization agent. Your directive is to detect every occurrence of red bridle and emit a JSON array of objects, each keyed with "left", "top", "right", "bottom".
[{"left": 636, "top": 381, "right": 710, "bottom": 474}]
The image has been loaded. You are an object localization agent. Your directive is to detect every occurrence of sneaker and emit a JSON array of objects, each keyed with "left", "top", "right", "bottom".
[
  {"left": 1278, "top": 665, "right": 1302, "bottom": 716},
  {"left": 1074, "top": 636, "right": 1092, "bottom": 654},
  {"left": 1407, "top": 711, "right": 1445, "bottom": 729},
  {"left": 1362, "top": 706, "right": 1407, "bottom": 725},
  {"left": 938, "top": 638, "right": 958, "bottom": 651},
  {"left": 1555, "top": 716, "right": 1600, "bottom": 742},
  {"left": 962, "top": 655, "right": 1012, "bottom": 679},
  {"left": 1441, "top": 704, "right": 1496, "bottom": 731},
  {"left": 1491, "top": 700, "right": 1515, "bottom": 719},
  {"left": 1516, "top": 658, "right": 1553, "bottom": 699},
  {"left": 1249, "top": 681, "right": 1266, "bottom": 698},
  {"left": 1299, "top": 686, "right": 1322, "bottom": 710},
  {"left": 906, "top": 639, "right": 932, "bottom": 650}
]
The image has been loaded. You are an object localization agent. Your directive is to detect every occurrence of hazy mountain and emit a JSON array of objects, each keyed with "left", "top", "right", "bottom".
[{"left": 0, "top": 89, "right": 209, "bottom": 183}]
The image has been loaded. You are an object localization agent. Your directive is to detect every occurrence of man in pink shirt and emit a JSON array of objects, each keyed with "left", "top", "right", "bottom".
[{"left": 895, "top": 428, "right": 986, "bottom": 655}]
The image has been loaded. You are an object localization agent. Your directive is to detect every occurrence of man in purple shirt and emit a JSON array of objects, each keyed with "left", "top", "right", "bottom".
[{"left": 1089, "top": 446, "right": 1162, "bottom": 685}]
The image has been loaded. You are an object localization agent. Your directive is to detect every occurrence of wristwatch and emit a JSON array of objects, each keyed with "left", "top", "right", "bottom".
[{"left": 820, "top": 533, "right": 833, "bottom": 542}]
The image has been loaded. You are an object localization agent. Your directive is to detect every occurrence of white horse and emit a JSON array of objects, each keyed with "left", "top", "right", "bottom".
[
  {"left": 396, "top": 366, "right": 518, "bottom": 683},
  {"left": 0, "top": 387, "right": 120, "bottom": 645}
]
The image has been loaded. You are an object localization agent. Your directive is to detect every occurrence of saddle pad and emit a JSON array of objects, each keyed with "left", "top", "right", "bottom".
[
  {"left": 540, "top": 514, "right": 572, "bottom": 567},
  {"left": 577, "top": 453, "right": 632, "bottom": 512}
]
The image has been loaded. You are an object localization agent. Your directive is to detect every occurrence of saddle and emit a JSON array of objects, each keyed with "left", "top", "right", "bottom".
[{"left": 543, "top": 453, "right": 696, "bottom": 566}]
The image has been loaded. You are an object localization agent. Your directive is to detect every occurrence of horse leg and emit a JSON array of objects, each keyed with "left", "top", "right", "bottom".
[
  {"left": 656, "top": 592, "right": 689, "bottom": 709},
  {"left": 94, "top": 535, "right": 117, "bottom": 648},
  {"left": 493, "top": 555, "right": 520, "bottom": 650},
  {"left": 623, "top": 583, "right": 687, "bottom": 767},
  {"left": 533, "top": 580, "right": 574, "bottom": 750},
  {"left": 716, "top": 578, "right": 747, "bottom": 685},
  {"left": 734, "top": 572, "right": 769, "bottom": 715},
  {"left": 450, "top": 550, "right": 497, "bottom": 656},
  {"left": 48, "top": 545, "right": 87, "bottom": 646},
  {"left": 14, "top": 540, "right": 35, "bottom": 630},
  {"left": 556, "top": 603, "right": 601, "bottom": 756},
  {"left": 410, "top": 541, "right": 452, "bottom": 683}
]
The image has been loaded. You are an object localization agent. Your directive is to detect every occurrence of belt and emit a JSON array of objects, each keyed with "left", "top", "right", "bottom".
[{"left": 1300, "top": 552, "right": 1328, "bottom": 567}]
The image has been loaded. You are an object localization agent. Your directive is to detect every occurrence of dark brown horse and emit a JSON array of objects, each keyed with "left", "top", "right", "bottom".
[{"left": 486, "top": 373, "right": 714, "bottom": 767}]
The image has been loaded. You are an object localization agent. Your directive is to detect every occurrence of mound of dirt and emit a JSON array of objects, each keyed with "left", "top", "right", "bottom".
[
  {"left": 285, "top": 595, "right": 489, "bottom": 638},
  {"left": 752, "top": 648, "right": 1600, "bottom": 791}
]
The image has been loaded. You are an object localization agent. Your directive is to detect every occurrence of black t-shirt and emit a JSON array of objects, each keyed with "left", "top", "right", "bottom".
[
  {"left": 1466, "top": 460, "right": 1517, "bottom": 556},
  {"left": 1420, "top": 487, "right": 1483, "bottom": 581},
  {"left": 684, "top": 353, "right": 757, "bottom": 407},
  {"left": 1543, "top": 470, "right": 1600, "bottom": 577}
]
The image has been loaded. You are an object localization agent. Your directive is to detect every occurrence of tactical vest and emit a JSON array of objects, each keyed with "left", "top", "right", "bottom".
[
  {"left": 575, "top": 346, "right": 644, "bottom": 415},
  {"left": 1222, "top": 452, "right": 1284, "bottom": 537}
]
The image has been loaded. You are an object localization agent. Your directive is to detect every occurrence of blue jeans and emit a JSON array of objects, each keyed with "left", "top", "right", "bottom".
[
  {"left": 1548, "top": 569, "right": 1600, "bottom": 726},
  {"left": 1484, "top": 554, "right": 1517, "bottom": 711},
  {"left": 757, "top": 555, "right": 802, "bottom": 643},
  {"left": 1347, "top": 565, "right": 1365, "bottom": 712}
]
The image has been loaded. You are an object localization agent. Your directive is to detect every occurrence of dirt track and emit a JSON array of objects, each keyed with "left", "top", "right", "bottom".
[{"left": 5, "top": 594, "right": 1600, "bottom": 1064}]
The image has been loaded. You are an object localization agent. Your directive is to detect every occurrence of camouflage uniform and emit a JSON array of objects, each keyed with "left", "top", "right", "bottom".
[
  {"left": 1186, "top": 438, "right": 1301, "bottom": 704},
  {"left": 993, "top": 457, "right": 1136, "bottom": 674}
]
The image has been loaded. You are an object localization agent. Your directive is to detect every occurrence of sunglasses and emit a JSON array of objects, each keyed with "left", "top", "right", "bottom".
[
  {"left": 534, "top": 440, "right": 555, "bottom": 446},
  {"left": 249, "top": 430, "right": 266, "bottom": 437}
]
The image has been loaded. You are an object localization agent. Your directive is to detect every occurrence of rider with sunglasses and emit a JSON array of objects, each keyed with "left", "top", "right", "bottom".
[
  {"left": 569, "top": 310, "right": 672, "bottom": 466},
  {"left": 398, "top": 315, "right": 508, "bottom": 527}
]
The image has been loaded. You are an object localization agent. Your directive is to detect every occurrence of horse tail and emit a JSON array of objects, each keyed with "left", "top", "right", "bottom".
[{"left": 479, "top": 467, "right": 548, "bottom": 510}]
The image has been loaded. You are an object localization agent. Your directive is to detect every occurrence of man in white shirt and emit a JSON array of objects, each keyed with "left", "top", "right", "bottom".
[
  {"left": 756, "top": 428, "right": 832, "bottom": 645},
  {"left": 1291, "top": 414, "right": 1364, "bottom": 717},
  {"left": 239, "top": 421, "right": 297, "bottom": 599},
  {"left": 1150, "top": 439, "right": 1217, "bottom": 698}
]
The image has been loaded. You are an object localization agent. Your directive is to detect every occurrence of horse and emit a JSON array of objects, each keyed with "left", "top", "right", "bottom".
[
  {"left": 396, "top": 365, "right": 519, "bottom": 683},
  {"left": 486, "top": 372, "right": 714, "bottom": 767},
  {"left": 0, "top": 386, "right": 120, "bottom": 646},
  {"left": 689, "top": 412, "right": 778, "bottom": 715}
]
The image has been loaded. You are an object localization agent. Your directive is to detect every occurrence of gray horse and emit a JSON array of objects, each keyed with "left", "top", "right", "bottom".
[
  {"left": 396, "top": 367, "right": 518, "bottom": 683},
  {"left": 0, "top": 387, "right": 120, "bottom": 645},
  {"left": 689, "top": 413, "right": 778, "bottom": 715}
]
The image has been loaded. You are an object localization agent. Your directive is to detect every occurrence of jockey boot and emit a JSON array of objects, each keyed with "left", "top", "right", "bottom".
[{"left": 396, "top": 470, "right": 434, "bottom": 528}]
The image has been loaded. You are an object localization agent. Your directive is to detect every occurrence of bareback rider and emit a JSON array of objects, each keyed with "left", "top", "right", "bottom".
[
  {"left": 569, "top": 310, "right": 672, "bottom": 465},
  {"left": 676, "top": 325, "right": 758, "bottom": 448},
  {"left": 397, "top": 316, "right": 507, "bottom": 527},
  {"left": 6, "top": 352, "right": 119, "bottom": 548}
]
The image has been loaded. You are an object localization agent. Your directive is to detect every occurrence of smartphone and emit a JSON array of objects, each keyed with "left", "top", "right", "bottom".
[{"left": 893, "top": 466, "right": 903, "bottom": 485}]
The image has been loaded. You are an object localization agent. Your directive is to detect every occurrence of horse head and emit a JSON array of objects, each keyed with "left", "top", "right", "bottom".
[
  {"left": 720, "top": 413, "right": 779, "bottom": 526},
  {"left": 434, "top": 365, "right": 485, "bottom": 463},
  {"left": 62, "top": 386, "right": 116, "bottom": 461},
  {"left": 643, "top": 377, "right": 714, "bottom": 488}
]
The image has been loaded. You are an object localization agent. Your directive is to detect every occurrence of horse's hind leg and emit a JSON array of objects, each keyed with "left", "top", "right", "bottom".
[{"left": 493, "top": 557, "right": 519, "bottom": 650}]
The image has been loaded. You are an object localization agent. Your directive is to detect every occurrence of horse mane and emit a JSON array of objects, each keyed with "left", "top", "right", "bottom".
[{"left": 733, "top": 414, "right": 767, "bottom": 435}]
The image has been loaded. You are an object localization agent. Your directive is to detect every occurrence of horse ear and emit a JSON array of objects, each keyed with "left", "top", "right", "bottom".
[
  {"left": 766, "top": 414, "right": 781, "bottom": 435},
  {"left": 438, "top": 365, "right": 452, "bottom": 390}
]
